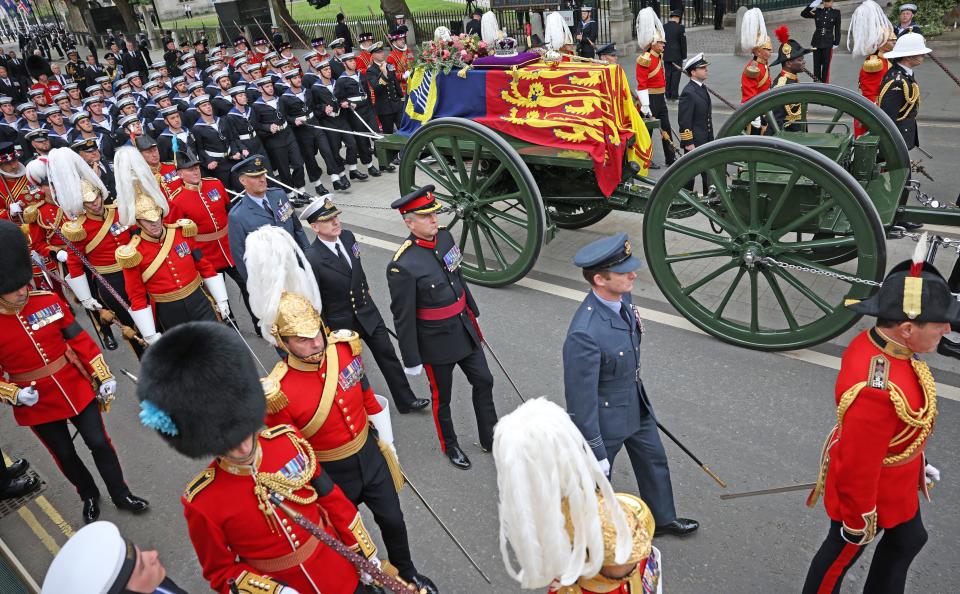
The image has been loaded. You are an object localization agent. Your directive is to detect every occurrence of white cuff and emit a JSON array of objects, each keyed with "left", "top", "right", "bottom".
[
  {"left": 203, "top": 273, "right": 229, "bottom": 304},
  {"left": 129, "top": 307, "right": 158, "bottom": 341},
  {"left": 637, "top": 89, "right": 650, "bottom": 108},
  {"left": 66, "top": 274, "right": 94, "bottom": 303},
  {"left": 369, "top": 394, "right": 393, "bottom": 445}
]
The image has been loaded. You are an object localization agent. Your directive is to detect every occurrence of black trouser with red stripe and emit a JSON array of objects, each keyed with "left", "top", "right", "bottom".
[
  {"left": 92, "top": 269, "right": 145, "bottom": 358},
  {"left": 30, "top": 400, "right": 131, "bottom": 501},
  {"left": 424, "top": 347, "right": 497, "bottom": 453},
  {"left": 802, "top": 510, "right": 927, "bottom": 594},
  {"left": 812, "top": 47, "right": 834, "bottom": 83}
]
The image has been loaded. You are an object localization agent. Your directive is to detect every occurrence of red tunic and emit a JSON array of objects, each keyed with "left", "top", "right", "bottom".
[
  {"left": 23, "top": 201, "right": 67, "bottom": 296},
  {"left": 820, "top": 329, "right": 934, "bottom": 531},
  {"left": 116, "top": 221, "right": 216, "bottom": 311},
  {"left": 167, "top": 179, "right": 233, "bottom": 271},
  {"left": 152, "top": 162, "right": 182, "bottom": 197},
  {"left": 0, "top": 174, "right": 31, "bottom": 219},
  {"left": 264, "top": 337, "right": 383, "bottom": 456},
  {"left": 356, "top": 50, "right": 372, "bottom": 75},
  {"left": 635, "top": 51, "right": 665, "bottom": 93},
  {"left": 0, "top": 291, "right": 103, "bottom": 426},
  {"left": 740, "top": 60, "right": 771, "bottom": 103},
  {"left": 29, "top": 81, "right": 62, "bottom": 105},
  {"left": 62, "top": 205, "right": 133, "bottom": 278},
  {"left": 182, "top": 425, "right": 363, "bottom": 594},
  {"left": 855, "top": 54, "right": 891, "bottom": 137},
  {"left": 386, "top": 47, "right": 413, "bottom": 94}
]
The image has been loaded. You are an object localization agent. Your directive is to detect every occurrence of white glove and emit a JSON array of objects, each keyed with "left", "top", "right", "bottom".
[
  {"left": 751, "top": 116, "right": 762, "bottom": 128},
  {"left": 809, "top": 0, "right": 822, "bottom": 7},
  {"left": 403, "top": 364, "right": 422, "bottom": 376},
  {"left": 202, "top": 273, "right": 229, "bottom": 316},
  {"left": 599, "top": 458, "right": 611, "bottom": 477},
  {"left": 8, "top": 201, "right": 22, "bottom": 216},
  {"left": 81, "top": 298, "right": 103, "bottom": 310},
  {"left": 295, "top": 116, "right": 306, "bottom": 126},
  {"left": 402, "top": 70, "right": 410, "bottom": 80},
  {"left": 16, "top": 386, "right": 39, "bottom": 406},
  {"left": 130, "top": 307, "right": 160, "bottom": 345},
  {"left": 55, "top": 249, "right": 69, "bottom": 263},
  {"left": 925, "top": 463, "right": 941, "bottom": 484},
  {"left": 637, "top": 88, "right": 651, "bottom": 116},
  {"left": 99, "top": 379, "right": 117, "bottom": 398},
  {"left": 278, "top": 588, "right": 302, "bottom": 594},
  {"left": 216, "top": 301, "right": 231, "bottom": 319},
  {"left": 369, "top": 395, "right": 394, "bottom": 446}
]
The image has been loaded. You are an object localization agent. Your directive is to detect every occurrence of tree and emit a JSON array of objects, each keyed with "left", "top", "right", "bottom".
[
  {"left": 270, "top": 0, "right": 308, "bottom": 46},
  {"left": 890, "top": 0, "right": 955, "bottom": 37},
  {"left": 113, "top": 0, "right": 140, "bottom": 36}
]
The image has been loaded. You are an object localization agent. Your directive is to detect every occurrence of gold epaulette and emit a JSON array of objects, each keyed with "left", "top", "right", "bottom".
[
  {"left": 260, "top": 424, "right": 296, "bottom": 440},
  {"left": 744, "top": 61, "right": 760, "bottom": 79},
  {"left": 22, "top": 203, "right": 40, "bottom": 224},
  {"left": 115, "top": 236, "right": 143, "bottom": 269},
  {"left": 392, "top": 239, "right": 412, "bottom": 261},
  {"left": 636, "top": 52, "right": 651, "bottom": 67},
  {"left": 329, "top": 329, "right": 362, "bottom": 356},
  {"left": 863, "top": 55, "right": 884, "bottom": 73},
  {"left": 60, "top": 217, "right": 87, "bottom": 242},
  {"left": 261, "top": 361, "right": 290, "bottom": 414},
  {"left": 183, "top": 468, "right": 215, "bottom": 502},
  {"left": 173, "top": 218, "right": 197, "bottom": 237}
]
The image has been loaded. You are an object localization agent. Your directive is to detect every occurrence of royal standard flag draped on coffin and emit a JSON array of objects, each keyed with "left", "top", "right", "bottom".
[{"left": 397, "top": 61, "right": 652, "bottom": 197}]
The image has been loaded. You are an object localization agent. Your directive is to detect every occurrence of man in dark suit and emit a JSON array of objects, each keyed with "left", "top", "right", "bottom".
[
  {"left": 563, "top": 232, "right": 698, "bottom": 536},
  {"left": 386, "top": 186, "right": 498, "bottom": 470},
  {"left": 121, "top": 40, "right": 147, "bottom": 80},
  {"left": 663, "top": 10, "right": 687, "bottom": 100},
  {"left": 465, "top": 9, "right": 482, "bottom": 36},
  {"left": 226, "top": 154, "right": 309, "bottom": 279},
  {"left": 678, "top": 53, "right": 713, "bottom": 192},
  {"left": 335, "top": 13, "right": 354, "bottom": 53},
  {"left": 800, "top": 0, "right": 841, "bottom": 83},
  {"left": 302, "top": 198, "right": 430, "bottom": 414},
  {"left": 0, "top": 63, "right": 24, "bottom": 103},
  {"left": 878, "top": 33, "right": 929, "bottom": 151}
]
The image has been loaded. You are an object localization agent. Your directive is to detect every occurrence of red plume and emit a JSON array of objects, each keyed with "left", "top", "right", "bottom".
[{"left": 774, "top": 26, "right": 790, "bottom": 44}]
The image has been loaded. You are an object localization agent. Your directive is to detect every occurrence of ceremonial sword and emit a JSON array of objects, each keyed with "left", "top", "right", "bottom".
[
  {"left": 656, "top": 421, "right": 727, "bottom": 488},
  {"left": 719, "top": 482, "right": 816, "bottom": 500},
  {"left": 670, "top": 62, "right": 737, "bottom": 110}
]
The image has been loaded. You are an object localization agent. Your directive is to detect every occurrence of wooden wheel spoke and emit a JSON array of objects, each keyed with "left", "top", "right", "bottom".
[
  {"left": 761, "top": 170, "right": 802, "bottom": 234},
  {"left": 469, "top": 221, "right": 487, "bottom": 272},
  {"left": 426, "top": 141, "right": 461, "bottom": 190},
  {"left": 475, "top": 163, "right": 506, "bottom": 197},
  {"left": 458, "top": 220, "right": 470, "bottom": 250},
  {"left": 663, "top": 221, "right": 732, "bottom": 247},
  {"left": 664, "top": 247, "right": 731, "bottom": 264},
  {"left": 475, "top": 191, "right": 523, "bottom": 207},
  {"left": 749, "top": 269, "right": 759, "bottom": 333},
  {"left": 415, "top": 159, "right": 457, "bottom": 193},
  {"left": 707, "top": 167, "right": 747, "bottom": 233},
  {"left": 747, "top": 161, "right": 759, "bottom": 228},
  {"left": 676, "top": 190, "right": 739, "bottom": 235},
  {"left": 713, "top": 268, "right": 745, "bottom": 319},
  {"left": 778, "top": 235, "right": 856, "bottom": 252},
  {"left": 477, "top": 223, "right": 510, "bottom": 268},
  {"left": 450, "top": 136, "right": 469, "bottom": 187},
  {"left": 773, "top": 198, "right": 836, "bottom": 236},
  {"left": 824, "top": 108, "right": 845, "bottom": 134},
  {"left": 484, "top": 207, "right": 529, "bottom": 229},
  {"left": 765, "top": 110, "right": 781, "bottom": 135},
  {"left": 477, "top": 212, "right": 523, "bottom": 253},
  {"left": 468, "top": 143, "right": 482, "bottom": 190},
  {"left": 769, "top": 266, "right": 834, "bottom": 314},
  {"left": 761, "top": 268, "right": 799, "bottom": 331},
  {"left": 681, "top": 260, "right": 739, "bottom": 296}
]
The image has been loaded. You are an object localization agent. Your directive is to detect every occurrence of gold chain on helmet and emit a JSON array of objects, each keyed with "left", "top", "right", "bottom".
[{"left": 253, "top": 434, "right": 319, "bottom": 532}]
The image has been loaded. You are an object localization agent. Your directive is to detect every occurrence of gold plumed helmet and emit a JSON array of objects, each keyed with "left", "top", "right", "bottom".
[
  {"left": 602, "top": 493, "right": 654, "bottom": 566},
  {"left": 272, "top": 290, "right": 324, "bottom": 344},
  {"left": 113, "top": 146, "right": 168, "bottom": 226},
  {"left": 45, "top": 147, "right": 110, "bottom": 218}
]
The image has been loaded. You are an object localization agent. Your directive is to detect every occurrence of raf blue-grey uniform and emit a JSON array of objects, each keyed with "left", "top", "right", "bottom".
[
  {"left": 562, "top": 233, "right": 677, "bottom": 526},
  {"left": 226, "top": 154, "right": 309, "bottom": 279}
]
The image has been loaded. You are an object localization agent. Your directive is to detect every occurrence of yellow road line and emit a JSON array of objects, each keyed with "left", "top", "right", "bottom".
[
  {"left": 15, "top": 506, "right": 59, "bottom": 556},
  {"left": 33, "top": 496, "right": 75, "bottom": 539}
]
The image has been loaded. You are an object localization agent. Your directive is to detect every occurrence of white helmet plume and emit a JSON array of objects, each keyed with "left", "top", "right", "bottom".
[
  {"left": 741, "top": 8, "right": 770, "bottom": 53},
  {"left": 113, "top": 146, "right": 168, "bottom": 227},
  {"left": 847, "top": 1, "right": 895, "bottom": 56},
  {"left": 544, "top": 12, "right": 573, "bottom": 51},
  {"left": 635, "top": 7, "right": 665, "bottom": 50},
  {"left": 494, "top": 398, "right": 632, "bottom": 588},
  {"left": 46, "top": 147, "right": 108, "bottom": 218},
  {"left": 24, "top": 157, "right": 48, "bottom": 186},
  {"left": 481, "top": 11, "right": 500, "bottom": 46},
  {"left": 244, "top": 225, "right": 323, "bottom": 345}
]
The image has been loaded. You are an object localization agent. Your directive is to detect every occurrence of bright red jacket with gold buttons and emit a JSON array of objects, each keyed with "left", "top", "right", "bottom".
[
  {"left": 168, "top": 178, "right": 234, "bottom": 271},
  {"left": 116, "top": 220, "right": 217, "bottom": 311},
  {"left": 0, "top": 291, "right": 111, "bottom": 426},
  {"left": 61, "top": 204, "right": 133, "bottom": 277},
  {"left": 809, "top": 329, "right": 936, "bottom": 535},
  {"left": 635, "top": 51, "right": 665, "bottom": 92},
  {"left": 182, "top": 425, "right": 369, "bottom": 594},
  {"left": 740, "top": 60, "right": 771, "bottom": 103},
  {"left": 264, "top": 332, "right": 383, "bottom": 459}
]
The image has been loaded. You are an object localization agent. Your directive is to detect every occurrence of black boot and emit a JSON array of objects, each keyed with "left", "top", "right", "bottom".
[
  {"left": 446, "top": 445, "right": 471, "bottom": 470},
  {"left": 0, "top": 474, "right": 40, "bottom": 499},
  {"left": 367, "top": 165, "right": 382, "bottom": 177},
  {"left": 315, "top": 184, "right": 330, "bottom": 196},
  {"left": 380, "top": 161, "right": 396, "bottom": 173},
  {"left": 332, "top": 178, "right": 349, "bottom": 191},
  {"left": 82, "top": 495, "right": 100, "bottom": 523},
  {"left": 349, "top": 169, "right": 368, "bottom": 181},
  {"left": 113, "top": 493, "right": 150, "bottom": 514}
]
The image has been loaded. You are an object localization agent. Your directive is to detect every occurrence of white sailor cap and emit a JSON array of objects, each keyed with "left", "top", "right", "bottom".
[
  {"left": 253, "top": 76, "right": 274, "bottom": 86},
  {"left": 899, "top": 3, "right": 918, "bottom": 12},
  {"left": 191, "top": 94, "right": 211, "bottom": 106},
  {"left": 41, "top": 521, "right": 137, "bottom": 594},
  {"left": 214, "top": 69, "right": 232, "bottom": 81},
  {"left": 281, "top": 69, "right": 301, "bottom": 80},
  {"left": 682, "top": 52, "right": 709, "bottom": 73}
]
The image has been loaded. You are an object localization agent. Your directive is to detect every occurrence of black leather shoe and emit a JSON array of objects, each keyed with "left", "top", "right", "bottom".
[
  {"left": 446, "top": 445, "right": 471, "bottom": 470},
  {"left": 647, "top": 161, "right": 661, "bottom": 170},
  {"left": 342, "top": 177, "right": 352, "bottom": 189},
  {"left": 332, "top": 178, "right": 349, "bottom": 191},
  {"left": 902, "top": 221, "right": 924, "bottom": 231},
  {"left": 367, "top": 165, "right": 382, "bottom": 177},
  {"left": 406, "top": 573, "right": 438, "bottom": 594},
  {"left": 397, "top": 398, "right": 430, "bottom": 414},
  {"left": 315, "top": 184, "right": 330, "bottom": 195},
  {"left": 113, "top": 494, "right": 150, "bottom": 514},
  {"left": 390, "top": 155, "right": 401, "bottom": 167},
  {"left": 102, "top": 332, "right": 118, "bottom": 350},
  {"left": 0, "top": 474, "right": 40, "bottom": 500},
  {"left": 82, "top": 496, "right": 100, "bottom": 524},
  {"left": 6, "top": 458, "right": 29, "bottom": 479},
  {"left": 938, "top": 337, "right": 960, "bottom": 359},
  {"left": 655, "top": 518, "right": 699, "bottom": 537},
  {"left": 380, "top": 162, "right": 396, "bottom": 173},
  {"left": 349, "top": 169, "right": 368, "bottom": 181}
]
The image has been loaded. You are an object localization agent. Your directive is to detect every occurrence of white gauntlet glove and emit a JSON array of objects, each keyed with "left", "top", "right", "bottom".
[
  {"left": 66, "top": 274, "right": 102, "bottom": 310},
  {"left": 129, "top": 307, "right": 161, "bottom": 345},
  {"left": 202, "top": 273, "right": 230, "bottom": 319},
  {"left": 8, "top": 202, "right": 22, "bottom": 217},
  {"left": 16, "top": 386, "right": 39, "bottom": 406},
  {"left": 925, "top": 463, "right": 941, "bottom": 484},
  {"left": 637, "top": 88, "right": 652, "bottom": 118},
  {"left": 55, "top": 250, "right": 69, "bottom": 263},
  {"left": 598, "top": 458, "right": 611, "bottom": 477},
  {"left": 99, "top": 379, "right": 117, "bottom": 398},
  {"left": 751, "top": 116, "right": 762, "bottom": 128},
  {"left": 403, "top": 364, "right": 422, "bottom": 376}
]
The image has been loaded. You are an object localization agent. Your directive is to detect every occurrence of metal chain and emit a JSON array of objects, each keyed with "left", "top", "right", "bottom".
[
  {"left": 327, "top": 199, "right": 395, "bottom": 211},
  {"left": 760, "top": 257, "right": 884, "bottom": 287}
]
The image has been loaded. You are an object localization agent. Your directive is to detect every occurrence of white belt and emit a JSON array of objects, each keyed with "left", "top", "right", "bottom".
[
  {"left": 205, "top": 151, "right": 226, "bottom": 158},
  {"left": 238, "top": 134, "right": 253, "bottom": 140}
]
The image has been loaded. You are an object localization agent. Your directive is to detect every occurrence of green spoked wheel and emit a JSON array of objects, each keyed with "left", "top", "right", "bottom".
[
  {"left": 399, "top": 118, "right": 545, "bottom": 287},
  {"left": 643, "top": 137, "right": 886, "bottom": 351},
  {"left": 546, "top": 200, "right": 612, "bottom": 230}
]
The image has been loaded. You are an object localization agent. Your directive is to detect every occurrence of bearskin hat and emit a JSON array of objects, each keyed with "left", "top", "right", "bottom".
[
  {"left": 136, "top": 322, "right": 266, "bottom": 458},
  {"left": 0, "top": 220, "right": 33, "bottom": 294}
]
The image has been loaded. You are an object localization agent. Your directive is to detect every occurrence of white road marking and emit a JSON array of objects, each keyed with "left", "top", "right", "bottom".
[{"left": 356, "top": 233, "right": 960, "bottom": 402}]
